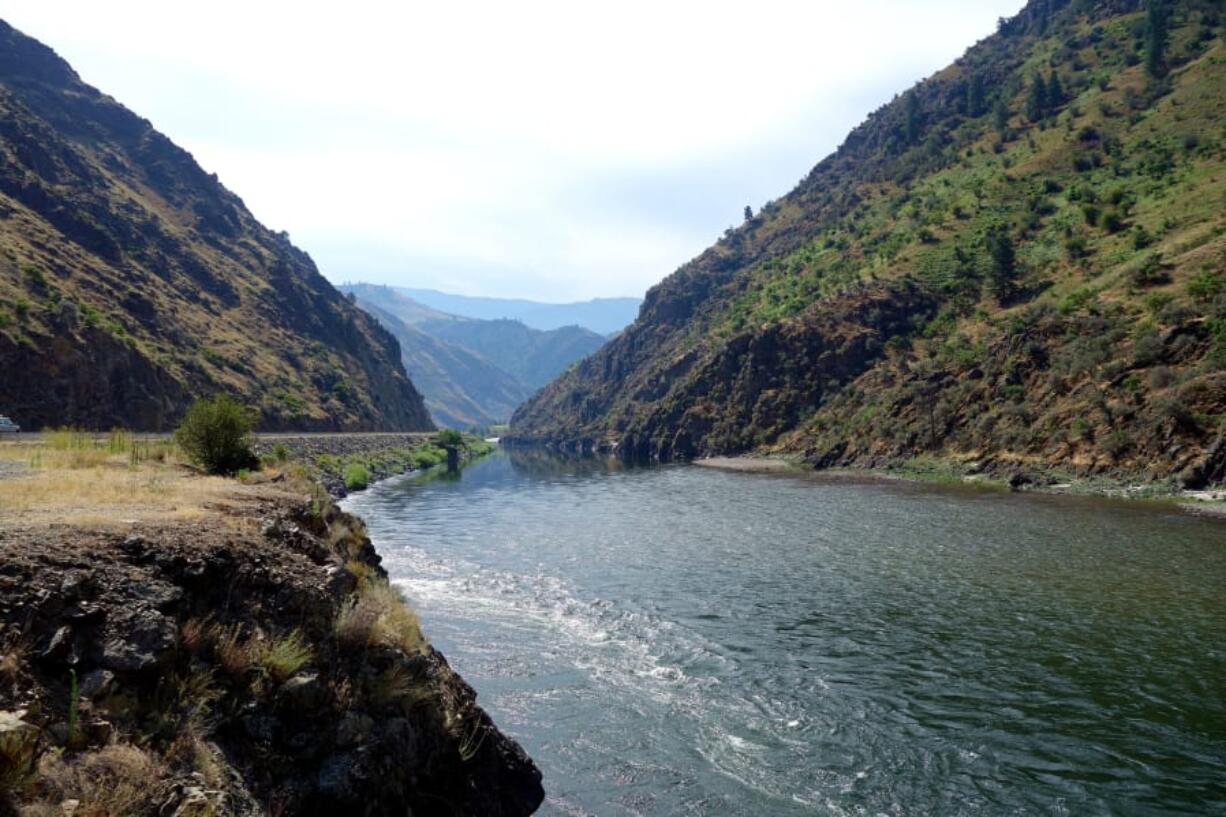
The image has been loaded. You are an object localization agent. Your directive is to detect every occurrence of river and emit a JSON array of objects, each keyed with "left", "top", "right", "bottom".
[{"left": 341, "top": 451, "right": 1226, "bottom": 816}]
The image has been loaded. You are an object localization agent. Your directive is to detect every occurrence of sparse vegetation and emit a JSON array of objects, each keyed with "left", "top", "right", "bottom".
[
  {"left": 512, "top": 0, "right": 1226, "bottom": 484},
  {"left": 336, "top": 580, "right": 427, "bottom": 656},
  {"left": 257, "top": 630, "right": 313, "bottom": 685},
  {"left": 24, "top": 744, "right": 167, "bottom": 817}
]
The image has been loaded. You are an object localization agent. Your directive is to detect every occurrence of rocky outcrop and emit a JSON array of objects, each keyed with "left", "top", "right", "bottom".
[
  {"left": 0, "top": 482, "right": 543, "bottom": 816},
  {"left": 510, "top": 280, "right": 938, "bottom": 461}
]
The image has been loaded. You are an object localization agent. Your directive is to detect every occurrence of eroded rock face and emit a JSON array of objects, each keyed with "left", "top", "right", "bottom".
[
  {"left": 0, "top": 487, "right": 544, "bottom": 816},
  {"left": 511, "top": 281, "right": 938, "bottom": 462},
  {"left": 0, "top": 710, "right": 39, "bottom": 784},
  {"left": 100, "top": 607, "right": 177, "bottom": 673}
]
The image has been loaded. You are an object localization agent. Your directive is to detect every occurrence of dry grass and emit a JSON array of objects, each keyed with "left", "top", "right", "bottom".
[
  {"left": 179, "top": 617, "right": 213, "bottom": 657},
  {"left": 25, "top": 744, "right": 167, "bottom": 817},
  {"left": 256, "top": 630, "right": 313, "bottom": 685},
  {"left": 214, "top": 625, "right": 255, "bottom": 681},
  {"left": 0, "top": 435, "right": 271, "bottom": 528},
  {"left": 371, "top": 663, "right": 433, "bottom": 711},
  {"left": 335, "top": 581, "right": 427, "bottom": 656}
]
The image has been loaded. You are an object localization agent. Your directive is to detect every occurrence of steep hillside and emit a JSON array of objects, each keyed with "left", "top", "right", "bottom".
[
  {"left": 397, "top": 287, "right": 641, "bottom": 335},
  {"left": 0, "top": 21, "right": 432, "bottom": 432},
  {"left": 418, "top": 318, "right": 605, "bottom": 390},
  {"left": 359, "top": 300, "right": 531, "bottom": 428},
  {"left": 343, "top": 283, "right": 608, "bottom": 423},
  {"left": 512, "top": 0, "right": 1226, "bottom": 488}
]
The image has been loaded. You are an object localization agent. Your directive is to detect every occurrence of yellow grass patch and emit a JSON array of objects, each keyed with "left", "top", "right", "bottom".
[{"left": 0, "top": 437, "right": 261, "bottom": 528}]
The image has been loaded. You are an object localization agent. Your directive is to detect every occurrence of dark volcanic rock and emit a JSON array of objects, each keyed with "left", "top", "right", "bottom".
[{"left": 0, "top": 483, "right": 544, "bottom": 816}]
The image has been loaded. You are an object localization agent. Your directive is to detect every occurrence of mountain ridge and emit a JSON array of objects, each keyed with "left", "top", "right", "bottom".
[
  {"left": 0, "top": 20, "right": 432, "bottom": 432},
  {"left": 511, "top": 0, "right": 1226, "bottom": 488},
  {"left": 393, "top": 287, "right": 641, "bottom": 335}
]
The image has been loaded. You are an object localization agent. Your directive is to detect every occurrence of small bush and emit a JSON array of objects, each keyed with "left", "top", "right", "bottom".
[
  {"left": 336, "top": 581, "right": 426, "bottom": 656},
  {"left": 1133, "top": 328, "right": 1165, "bottom": 366},
  {"left": 434, "top": 429, "right": 465, "bottom": 448},
  {"left": 410, "top": 446, "right": 446, "bottom": 470},
  {"left": 343, "top": 464, "right": 370, "bottom": 491},
  {"left": 257, "top": 630, "right": 312, "bottom": 685},
  {"left": 1186, "top": 270, "right": 1224, "bottom": 303},
  {"left": 214, "top": 625, "right": 254, "bottom": 680},
  {"left": 174, "top": 394, "right": 258, "bottom": 475}
]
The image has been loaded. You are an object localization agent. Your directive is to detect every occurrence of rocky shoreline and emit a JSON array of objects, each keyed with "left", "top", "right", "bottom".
[
  {"left": 0, "top": 449, "right": 543, "bottom": 816},
  {"left": 693, "top": 454, "right": 1226, "bottom": 519}
]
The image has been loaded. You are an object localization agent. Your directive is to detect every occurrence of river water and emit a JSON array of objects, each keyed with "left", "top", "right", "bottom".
[{"left": 341, "top": 451, "right": 1226, "bottom": 816}]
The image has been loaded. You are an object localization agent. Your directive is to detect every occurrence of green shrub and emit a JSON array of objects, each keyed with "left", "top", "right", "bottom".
[
  {"left": 434, "top": 429, "right": 465, "bottom": 448},
  {"left": 343, "top": 464, "right": 370, "bottom": 491},
  {"left": 1186, "top": 270, "right": 1224, "bottom": 303},
  {"left": 410, "top": 446, "right": 446, "bottom": 469},
  {"left": 1132, "top": 328, "right": 1164, "bottom": 366},
  {"left": 174, "top": 394, "right": 258, "bottom": 475},
  {"left": 1143, "top": 292, "right": 1174, "bottom": 316}
]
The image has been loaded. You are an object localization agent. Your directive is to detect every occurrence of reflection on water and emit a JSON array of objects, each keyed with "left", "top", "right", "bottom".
[{"left": 343, "top": 451, "right": 1226, "bottom": 817}]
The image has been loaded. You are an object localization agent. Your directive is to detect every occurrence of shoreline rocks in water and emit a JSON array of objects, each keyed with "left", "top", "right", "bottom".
[
  {"left": 0, "top": 461, "right": 543, "bottom": 816},
  {"left": 692, "top": 453, "right": 1226, "bottom": 518}
]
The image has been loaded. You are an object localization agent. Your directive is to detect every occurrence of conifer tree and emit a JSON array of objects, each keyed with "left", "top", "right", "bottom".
[
  {"left": 967, "top": 74, "right": 988, "bottom": 118},
  {"left": 1146, "top": 0, "right": 1171, "bottom": 78},
  {"left": 985, "top": 225, "right": 1018, "bottom": 300},
  {"left": 993, "top": 98, "right": 1010, "bottom": 136},
  {"left": 1026, "top": 74, "right": 1049, "bottom": 122},
  {"left": 1047, "top": 71, "right": 1065, "bottom": 110}
]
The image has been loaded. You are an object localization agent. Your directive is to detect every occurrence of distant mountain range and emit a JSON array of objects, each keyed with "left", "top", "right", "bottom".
[
  {"left": 392, "top": 288, "right": 641, "bottom": 336},
  {"left": 340, "top": 284, "right": 608, "bottom": 428}
]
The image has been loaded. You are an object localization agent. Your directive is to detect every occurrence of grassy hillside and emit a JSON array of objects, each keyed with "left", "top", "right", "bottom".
[
  {"left": 511, "top": 0, "right": 1226, "bottom": 488},
  {"left": 0, "top": 21, "right": 432, "bottom": 432}
]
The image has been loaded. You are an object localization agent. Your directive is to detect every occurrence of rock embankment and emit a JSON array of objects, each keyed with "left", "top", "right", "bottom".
[
  {"left": 251, "top": 433, "right": 433, "bottom": 462},
  {"left": 0, "top": 475, "right": 543, "bottom": 816},
  {"left": 252, "top": 433, "right": 439, "bottom": 497}
]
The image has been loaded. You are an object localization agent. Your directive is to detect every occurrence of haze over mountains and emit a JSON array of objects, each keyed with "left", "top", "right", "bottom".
[
  {"left": 340, "top": 284, "right": 617, "bottom": 428},
  {"left": 393, "top": 288, "right": 642, "bottom": 335}
]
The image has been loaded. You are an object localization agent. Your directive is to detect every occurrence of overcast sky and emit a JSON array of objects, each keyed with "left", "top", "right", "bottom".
[{"left": 4, "top": 1, "right": 1024, "bottom": 301}]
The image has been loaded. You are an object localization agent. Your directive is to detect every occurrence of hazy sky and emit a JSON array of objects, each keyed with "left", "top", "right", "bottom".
[{"left": 4, "top": 1, "right": 1024, "bottom": 301}]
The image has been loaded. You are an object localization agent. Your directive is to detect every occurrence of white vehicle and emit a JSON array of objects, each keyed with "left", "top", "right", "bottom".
[{"left": 0, "top": 415, "right": 20, "bottom": 433}]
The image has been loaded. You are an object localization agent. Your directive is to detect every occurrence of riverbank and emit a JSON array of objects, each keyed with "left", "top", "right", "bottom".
[
  {"left": 0, "top": 434, "right": 542, "bottom": 816},
  {"left": 694, "top": 454, "right": 1226, "bottom": 519}
]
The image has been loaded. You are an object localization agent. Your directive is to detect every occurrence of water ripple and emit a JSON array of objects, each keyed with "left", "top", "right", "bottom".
[{"left": 343, "top": 454, "right": 1226, "bottom": 817}]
